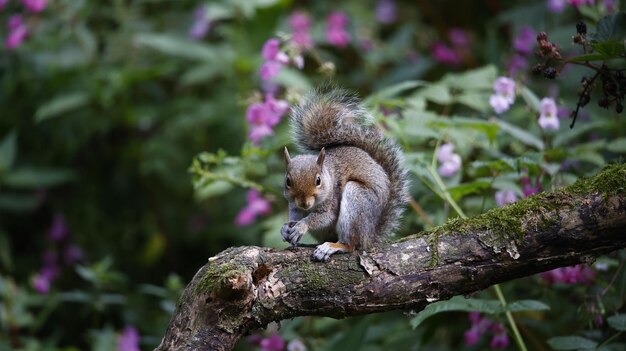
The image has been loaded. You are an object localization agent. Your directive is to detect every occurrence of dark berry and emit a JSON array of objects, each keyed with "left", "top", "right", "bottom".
[
  {"left": 543, "top": 67, "right": 557, "bottom": 79},
  {"left": 598, "top": 97, "right": 610, "bottom": 108},
  {"left": 617, "top": 103, "right": 624, "bottom": 113},
  {"left": 537, "top": 32, "right": 548, "bottom": 41},
  {"left": 576, "top": 21, "right": 587, "bottom": 35},
  {"left": 531, "top": 64, "right": 544, "bottom": 75},
  {"left": 573, "top": 33, "right": 583, "bottom": 44}
]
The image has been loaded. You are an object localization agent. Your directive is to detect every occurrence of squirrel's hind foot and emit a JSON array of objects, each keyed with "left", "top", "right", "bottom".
[{"left": 312, "top": 242, "right": 352, "bottom": 262}]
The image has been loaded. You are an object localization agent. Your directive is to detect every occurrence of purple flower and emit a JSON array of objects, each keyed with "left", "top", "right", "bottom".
[
  {"left": 489, "top": 324, "right": 510, "bottom": 349},
  {"left": 567, "top": 0, "right": 594, "bottom": 6},
  {"left": 260, "top": 61, "right": 283, "bottom": 81},
  {"left": 289, "top": 12, "right": 313, "bottom": 48},
  {"left": 521, "top": 178, "right": 541, "bottom": 197},
  {"left": 513, "top": 26, "right": 536, "bottom": 55},
  {"left": 538, "top": 97, "right": 559, "bottom": 130},
  {"left": 548, "top": 0, "right": 566, "bottom": 12},
  {"left": 246, "top": 94, "right": 289, "bottom": 145},
  {"left": 507, "top": 54, "right": 528, "bottom": 76},
  {"left": 118, "top": 325, "right": 141, "bottom": 351},
  {"left": 260, "top": 334, "right": 285, "bottom": 351},
  {"left": 540, "top": 264, "right": 595, "bottom": 285},
  {"left": 448, "top": 28, "right": 470, "bottom": 49},
  {"left": 5, "top": 15, "right": 28, "bottom": 50},
  {"left": 64, "top": 244, "right": 84, "bottom": 265},
  {"left": 495, "top": 190, "right": 518, "bottom": 207},
  {"left": 49, "top": 212, "right": 69, "bottom": 241},
  {"left": 32, "top": 273, "right": 50, "bottom": 294},
  {"left": 235, "top": 190, "right": 271, "bottom": 226},
  {"left": 431, "top": 42, "right": 461, "bottom": 66},
  {"left": 326, "top": 11, "right": 350, "bottom": 48},
  {"left": 375, "top": 0, "right": 397, "bottom": 24},
  {"left": 21, "top": 0, "right": 46, "bottom": 13},
  {"left": 262, "top": 38, "right": 281, "bottom": 61},
  {"left": 0, "top": 0, "right": 9, "bottom": 10},
  {"left": 463, "top": 312, "right": 496, "bottom": 347},
  {"left": 464, "top": 326, "right": 482, "bottom": 346},
  {"left": 603, "top": 0, "right": 616, "bottom": 12},
  {"left": 437, "top": 143, "right": 462, "bottom": 177},
  {"left": 188, "top": 5, "right": 211, "bottom": 40}
]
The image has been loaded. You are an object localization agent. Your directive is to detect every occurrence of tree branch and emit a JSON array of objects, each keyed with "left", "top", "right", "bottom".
[{"left": 156, "top": 164, "right": 626, "bottom": 351}]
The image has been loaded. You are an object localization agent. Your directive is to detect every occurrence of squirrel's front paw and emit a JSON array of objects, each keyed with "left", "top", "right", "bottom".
[{"left": 282, "top": 221, "right": 307, "bottom": 246}]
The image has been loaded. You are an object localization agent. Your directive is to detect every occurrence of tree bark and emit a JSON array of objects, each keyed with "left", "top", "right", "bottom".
[{"left": 156, "top": 164, "right": 626, "bottom": 351}]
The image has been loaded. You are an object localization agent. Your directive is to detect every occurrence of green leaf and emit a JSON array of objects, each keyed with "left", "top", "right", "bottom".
[
  {"left": 414, "top": 84, "right": 452, "bottom": 105},
  {"left": 448, "top": 181, "right": 491, "bottom": 201},
  {"left": 3, "top": 168, "right": 75, "bottom": 189},
  {"left": 273, "top": 68, "right": 313, "bottom": 91},
  {"left": 0, "top": 131, "right": 17, "bottom": 172},
  {"left": 410, "top": 296, "right": 501, "bottom": 329},
  {"left": 607, "top": 314, "right": 626, "bottom": 331},
  {"left": 364, "top": 80, "right": 428, "bottom": 105},
  {"left": 591, "top": 13, "right": 626, "bottom": 42},
  {"left": 553, "top": 121, "right": 605, "bottom": 147},
  {"left": 590, "top": 40, "right": 625, "bottom": 58},
  {"left": 497, "top": 120, "right": 545, "bottom": 150},
  {"left": 35, "top": 92, "right": 89, "bottom": 123},
  {"left": 607, "top": 137, "right": 626, "bottom": 153},
  {"left": 506, "top": 300, "right": 550, "bottom": 312},
  {"left": 567, "top": 53, "right": 611, "bottom": 62},
  {"left": 546, "top": 336, "right": 598, "bottom": 350},
  {"left": 135, "top": 34, "right": 230, "bottom": 62},
  {"left": 0, "top": 192, "right": 41, "bottom": 212},
  {"left": 442, "top": 64, "right": 497, "bottom": 90},
  {"left": 520, "top": 87, "right": 541, "bottom": 112}
]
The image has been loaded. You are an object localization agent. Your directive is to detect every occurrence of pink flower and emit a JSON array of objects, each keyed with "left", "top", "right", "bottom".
[
  {"left": 5, "top": 15, "right": 28, "bottom": 50},
  {"left": 260, "top": 334, "right": 285, "bottom": 351},
  {"left": 538, "top": 97, "right": 559, "bottom": 130},
  {"left": 32, "top": 273, "right": 50, "bottom": 294},
  {"left": 463, "top": 312, "right": 497, "bottom": 347},
  {"left": 325, "top": 11, "right": 350, "bottom": 48},
  {"left": 437, "top": 143, "right": 462, "bottom": 177},
  {"left": 548, "top": 0, "right": 566, "bottom": 12},
  {"left": 259, "top": 38, "right": 289, "bottom": 80},
  {"left": 0, "top": 0, "right": 9, "bottom": 10},
  {"left": 289, "top": 12, "right": 313, "bottom": 48},
  {"left": 508, "top": 54, "right": 528, "bottom": 76},
  {"left": 262, "top": 38, "right": 281, "bottom": 61},
  {"left": 21, "top": 0, "right": 46, "bottom": 13},
  {"left": 64, "top": 244, "right": 84, "bottom": 265},
  {"left": 495, "top": 190, "right": 518, "bottom": 207},
  {"left": 521, "top": 177, "right": 541, "bottom": 197},
  {"left": 260, "top": 61, "right": 283, "bottom": 81},
  {"left": 431, "top": 42, "right": 461, "bottom": 65},
  {"left": 286, "top": 339, "right": 306, "bottom": 351},
  {"left": 118, "top": 325, "right": 141, "bottom": 351},
  {"left": 235, "top": 190, "right": 271, "bottom": 226},
  {"left": 245, "top": 94, "right": 289, "bottom": 144}
]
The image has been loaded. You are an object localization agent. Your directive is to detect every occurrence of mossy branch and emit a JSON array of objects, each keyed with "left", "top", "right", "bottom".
[{"left": 156, "top": 164, "right": 626, "bottom": 351}]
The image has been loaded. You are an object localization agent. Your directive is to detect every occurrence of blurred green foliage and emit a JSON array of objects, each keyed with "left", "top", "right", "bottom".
[{"left": 1, "top": 0, "right": 625, "bottom": 350}]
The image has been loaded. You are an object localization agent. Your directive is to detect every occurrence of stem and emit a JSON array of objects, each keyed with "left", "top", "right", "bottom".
[
  {"left": 597, "top": 331, "right": 624, "bottom": 350},
  {"left": 430, "top": 167, "right": 529, "bottom": 351},
  {"left": 494, "top": 284, "right": 528, "bottom": 351}
]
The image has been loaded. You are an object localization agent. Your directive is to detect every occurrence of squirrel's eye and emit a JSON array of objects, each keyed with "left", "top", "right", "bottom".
[
  {"left": 285, "top": 176, "right": 291, "bottom": 188},
  {"left": 315, "top": 175, "right": 321, "bottom": 186}
]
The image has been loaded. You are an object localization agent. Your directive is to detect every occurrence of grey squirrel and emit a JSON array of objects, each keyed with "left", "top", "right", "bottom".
[{"left": 281, "top": 87, "right": 410, "bottom": 261}]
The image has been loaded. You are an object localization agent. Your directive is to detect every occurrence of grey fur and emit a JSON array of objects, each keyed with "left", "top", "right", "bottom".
[{"left": 282, "top": 87, "right": 410, "bottom": 260}]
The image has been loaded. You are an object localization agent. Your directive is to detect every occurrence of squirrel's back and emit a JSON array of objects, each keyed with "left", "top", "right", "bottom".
[{"left": 290, "top": 87, "right": 410, "bottom": 237}]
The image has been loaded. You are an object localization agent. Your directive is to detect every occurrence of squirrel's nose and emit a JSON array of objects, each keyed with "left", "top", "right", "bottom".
[{"left": 299, "top": 197, "right": 314, "bottom": 210}]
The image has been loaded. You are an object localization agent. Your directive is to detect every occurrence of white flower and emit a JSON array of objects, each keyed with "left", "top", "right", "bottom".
[
  {"left": 495, "top": 190, "right": 518, "bottom": 207},
  {"left": 538, "top": 97, "right": 559, "bottom": 131},
  {"left": 493, "top": 77, "right": 516, "bottom": 104},
  {"left": 489, "top": 94, "right": 512, "bottom": 114}
]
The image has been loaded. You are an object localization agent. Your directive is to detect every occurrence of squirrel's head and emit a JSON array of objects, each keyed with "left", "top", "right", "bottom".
[{"left": 283, "top": 147, "right": 331, "bottom": 211}]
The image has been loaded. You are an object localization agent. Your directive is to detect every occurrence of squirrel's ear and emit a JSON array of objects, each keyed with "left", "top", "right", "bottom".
[
  {"left": 284, "top": 147, "right": 291, "bottom": 166},
  {"left": 316, "top": 147, "right": 326, "bottom": 168}
]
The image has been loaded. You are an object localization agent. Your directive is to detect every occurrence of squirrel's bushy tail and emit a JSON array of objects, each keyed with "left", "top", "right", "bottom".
[{"left": 290, "top": 86, "right": 410, "bottom": 237}]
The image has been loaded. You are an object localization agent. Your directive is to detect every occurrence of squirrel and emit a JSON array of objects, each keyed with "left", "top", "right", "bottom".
[{"left": 281, "top": 87, "right": 410, "bottom": 261}]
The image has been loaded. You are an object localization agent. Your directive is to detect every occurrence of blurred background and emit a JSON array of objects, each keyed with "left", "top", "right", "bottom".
[{"left": 1, "top": 0, "right": 625, "bottom": 350}]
